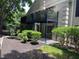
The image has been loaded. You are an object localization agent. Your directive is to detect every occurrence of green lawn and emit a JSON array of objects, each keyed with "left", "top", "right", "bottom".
[{"left": 40, "top": 45, "right": 79, "bottom": 59}]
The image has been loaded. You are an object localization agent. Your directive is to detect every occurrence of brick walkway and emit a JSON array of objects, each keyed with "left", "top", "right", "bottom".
[{"left": 0, "top": 36, "right": 55, "bottom": 59}]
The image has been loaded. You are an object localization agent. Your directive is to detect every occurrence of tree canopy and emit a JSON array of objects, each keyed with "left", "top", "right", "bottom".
[
  {"left": 0, "top": 0, "right": 32, "bottom": 34},
  {"left": 0, "top": 0, "right": 32, "bottom": 20}
]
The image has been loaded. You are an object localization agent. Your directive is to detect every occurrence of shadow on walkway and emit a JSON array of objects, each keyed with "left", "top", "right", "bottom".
[{"left": 1, "top": 50, "right": 55, "bottom": 59}]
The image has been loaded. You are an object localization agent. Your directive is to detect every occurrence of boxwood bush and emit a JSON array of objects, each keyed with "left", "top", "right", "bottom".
[
  {"left": 22, "top": 30, "right": 33, "bottom": 41},
  {"left": 17, "top": 30, "right": 42, "bottom": 43},
  {"left": 18, "top": 32, "right": 28, "bottom": 43},
  {"left": 31, "top": 31, "right": 41, "bottom": 42}
]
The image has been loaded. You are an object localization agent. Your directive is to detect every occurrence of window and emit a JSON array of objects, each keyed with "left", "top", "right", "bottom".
[{"left": 75, "top": 0, "right": 79, "bottom": 17}]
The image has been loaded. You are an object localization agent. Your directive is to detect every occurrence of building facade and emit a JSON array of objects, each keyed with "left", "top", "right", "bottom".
[{"left": 22, "top": 0, "right": 79, "bottom": 38}]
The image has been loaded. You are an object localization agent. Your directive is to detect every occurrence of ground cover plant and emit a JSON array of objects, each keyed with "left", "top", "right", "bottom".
[{"left": 40, "top": 45, "right": 79, "bottom": 59}]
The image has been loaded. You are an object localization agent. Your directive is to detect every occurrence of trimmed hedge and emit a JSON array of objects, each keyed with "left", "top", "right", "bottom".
[
  {"left": 52, "top": 26, "right": 79, "bottom": 50},
  {"left": 52, "top": 26, "right": 79, "bottom": 39},
  {"left": 17, "top": 30, "right": 42, "bottom": 43},
  {"left": 22, "top": 30, "right": 33, "bottom": 40},
  {"left": 31, "top": 31, "right": 41, "bottom": 42},
  {"left": 52, "top": 27, "right": 71, "bottom": 38},
  {"left": 18, "top": 32, "right": 28, "bottom": 43}
]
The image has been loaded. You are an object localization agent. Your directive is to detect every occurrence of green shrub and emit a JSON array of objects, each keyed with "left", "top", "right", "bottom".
[
  {"left": 16, "top": 30, "right": 20, "bottom": 35},
  {"left": 52, "top": 26, "right": 79, "bottom": 50},
  {"left": 22, "top": 30, "right": 33, "bottom": 40},
  {"left": 31, "top": 31, "right": 41, "bottom": 42},
  {"left": 52, "top": 27, "right": 70, "bottom": 38},
  {"left": 18, "top": 32, "right": 28, "bottom": 43},
  {"left": 17, "top": 30, "right": 42, "bottom": 43},
  {"left": 16, "top": 29, "right": 21, "bottom": 36},
  {"left": 27, "top": 32, "right": 32, "bottom": 39},
  {"left": 52, "top": 27, "right": 67, "bottom": 46},
  {"left": 69, "top": 27, "right": 79, "bottom": 50}
]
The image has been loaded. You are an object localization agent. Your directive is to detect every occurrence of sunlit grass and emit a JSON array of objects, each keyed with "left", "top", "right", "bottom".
[
  {"left": 40, "top": 45, "right": 79, "bottom": 59},
  {"left": 41, "top": 45, "right": 63, "bottom": 55}
]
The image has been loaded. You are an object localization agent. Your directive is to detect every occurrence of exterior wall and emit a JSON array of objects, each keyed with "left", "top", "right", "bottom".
[
  {"left": 73, "top": 0, "right": 79, "bottom": 26},
  {"left": 73, "top": 17, "right": 79, "bottom": 26},
  {"left": 27, "top": 0, "right": 79, "bottom": 39},
  {"left": 44, "top": 0, "right": 70, "bottom": 27},
  {"left": 28, "top": 0, "right": 67, "bottom": 14},
  {"left": 57, "top": 1, "right": 69, "bottom": 26},
  {"left": 45, "top": 0, "right": 67, "bottom": 9},
  {"left": 28, "top": 0, "right": 79, "bottom": 26},
  {"left": 55, "top": 0, "right": 79, "bottom": 27}
]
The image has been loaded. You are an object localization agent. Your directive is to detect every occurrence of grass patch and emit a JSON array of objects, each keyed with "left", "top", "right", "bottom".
[{"left": 40, "top": 45, "right": 79, "bottom": 59}]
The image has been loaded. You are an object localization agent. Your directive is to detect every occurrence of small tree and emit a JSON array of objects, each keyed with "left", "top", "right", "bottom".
[
  {"left": 52, "top": 26, "right": 79, "bottom": 51},
  {"left": 0, "top": 0, "right": 32, "bottom": 33},
  {"left": 69, "top": 27, "right": 79, "bottom": 51},
  {"left": 52, "top": 27, "right": 66, "bottom": 46}
]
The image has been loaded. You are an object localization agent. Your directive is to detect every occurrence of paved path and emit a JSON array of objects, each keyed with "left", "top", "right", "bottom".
[
  {"left": 38, "top": 38, "right": 59, "bottom": 44},
  {"left": 0, "top": 36, "right": 55, "bottom": 59},
  {"left": 1, "top": 38, "right": 42, "bottom": 57}
]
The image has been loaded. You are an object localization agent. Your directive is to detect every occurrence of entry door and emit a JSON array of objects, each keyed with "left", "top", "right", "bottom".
[{"left": 34, "top": 23, "right": 40, "bottom": 31}]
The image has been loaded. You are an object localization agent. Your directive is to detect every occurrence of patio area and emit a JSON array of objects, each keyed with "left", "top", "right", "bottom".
[{"left": 0, "top": 36, "right": 56, "bottom": 59}]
